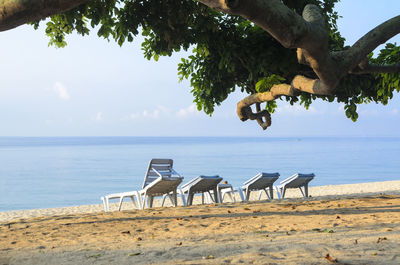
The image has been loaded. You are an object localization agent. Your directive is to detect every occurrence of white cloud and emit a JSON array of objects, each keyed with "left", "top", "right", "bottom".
[
  {"left": 127, "top": 104, "right": 201, "bottom": 120},
  {"left": 391, "top": 108, "right": 399, "bottom": 115},
  {"left": 95, "top": 112, "right": 103, "bottom": 121},
  {"left": 53, "top": 82, "right": 70, "bottom": 100},
  {"left": 142, "top": 109, "right": 160, "bottom": 119},
  {"left": 176, "top": 104, "right": 199, "bottom": 118},
  {"left": 129, "top": 106, "right": 169, "bottom": 120}
]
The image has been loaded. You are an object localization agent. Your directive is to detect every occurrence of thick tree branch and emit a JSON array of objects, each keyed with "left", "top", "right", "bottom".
[
  {"left": 350, "top": 63, "right": 400, "bottom": 74},
  {"left": 0, "top": 0, "right": 87, "bottom": 31},
  {"left": 198, "top": 0, "right": 313, "bottom": 49},
  {"left": 344, "top": 15, "right": 400, "bottom": 71}
]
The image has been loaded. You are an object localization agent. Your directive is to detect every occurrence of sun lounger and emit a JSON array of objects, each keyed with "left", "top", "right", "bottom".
[
  {"left": 220, "top": 172, "right": 279, "bottom": 202},
  {"left": 137, "top": 159, "right": 184, "bottom": 209},
  {"left": 101, "top": 158, "right": 183, "bottom": 211},
  {"left": 101, "top": 190, "right": 141, "bottom": 212},
  {"left": 217, "top": 182, "right": 237, "bottom": 203},
  {"left": 274, "top": 173, "right": 315, "bottom": 199},
  {"left": 178, "top": 175, "right": 223, "bottom": 206},
  {"left": 242, "top": 172, "right": 280, "bottom": 201}
]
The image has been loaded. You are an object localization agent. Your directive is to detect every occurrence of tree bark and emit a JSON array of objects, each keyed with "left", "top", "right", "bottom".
[{"left": 0, "top": 0, "right": 87, "bottom": 31}]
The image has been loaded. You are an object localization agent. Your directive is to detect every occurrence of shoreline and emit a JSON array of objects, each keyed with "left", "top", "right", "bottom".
[{"left": 1, "top": 179, "right": 400, "bottom": 223}]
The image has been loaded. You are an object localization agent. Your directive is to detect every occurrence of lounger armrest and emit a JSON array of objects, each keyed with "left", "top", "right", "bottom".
[
  {"left": 170, "top": 168, "right": 183, "bottom": 178},
  {"left": 152, "top": 167, "right": 184, "bottom": 179}
]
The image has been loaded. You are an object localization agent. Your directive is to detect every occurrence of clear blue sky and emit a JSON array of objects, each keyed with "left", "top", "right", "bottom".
[{"left": 0, "top": 0, "right": 399, "bottom": 137}]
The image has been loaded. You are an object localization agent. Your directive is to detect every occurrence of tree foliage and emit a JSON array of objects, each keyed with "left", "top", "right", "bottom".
[{"left": 30, "top": 0, "right": 400, "bottom": 128}]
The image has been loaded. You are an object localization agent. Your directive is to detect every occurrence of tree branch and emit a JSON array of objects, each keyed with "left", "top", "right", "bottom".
[
  {"left": 344, "top": 15, "right": 400, "bottom": 71},
  {"left": 236, "top": 84, "right": 290, "bottom": 130},
  {"left": 0, "top": 0, "right": 87, "bottom": 31},
  {"left": 236, "top": 74, "right": 333, "bottom": 130},
  {"left": 350, "top": 63, "right": 400, "bottom": 74},
  {"left": 198, "top": 0, "right": 313, "bottom": 49}
]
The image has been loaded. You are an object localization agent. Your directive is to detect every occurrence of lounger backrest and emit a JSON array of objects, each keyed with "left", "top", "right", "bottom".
[
  {"left": 142, "top": 159, "right": 174, "bottom": 189},
  {"left": 244, "top": 172, "right": 280, "bottom": 190},
  {"left": 280, "top": 173, "right": 314, "bottom": 188},
  {"left": 181, "top": 175, "right": 223, "bottom": 193}
]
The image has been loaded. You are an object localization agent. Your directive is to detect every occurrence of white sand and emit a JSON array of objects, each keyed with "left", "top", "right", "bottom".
[
  {"left": 1, "top": 181, "right": 400, "bottom": 265},
  {"left": 1, "top": 180, "right": 400, "bottom": 223}
]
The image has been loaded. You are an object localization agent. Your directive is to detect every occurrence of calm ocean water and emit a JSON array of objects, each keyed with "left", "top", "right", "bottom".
[{"left": 1, "top": 137, "right": 399, "bottom": 211}]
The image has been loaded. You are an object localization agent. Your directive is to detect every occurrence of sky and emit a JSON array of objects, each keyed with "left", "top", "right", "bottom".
[{"left": 0, "top": 0, "right": 399, "bottom": 137}]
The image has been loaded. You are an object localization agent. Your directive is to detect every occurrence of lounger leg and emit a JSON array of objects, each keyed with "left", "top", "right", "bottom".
[
  {"left": 227, "top": 192, "right": 233, "bottom": 202},
  {"left": 188, "top": 193, "right": 195, "bottom": 206},
  {"left": 148, "top": 196, "right": 154, "bottom": 208},
  {"left": 207, "top": 191, "right": 215, "bottom": 203},
  {"left": 281, "top": 187, "right": 286, "bottom": 199},
  {"left": 258, "top": 190, "right": 263, "bottom": 200},
  {"left": 129, "top": 196, "right": 138, "bottom": 209},
  {"left": 299, "top": 187, "right": 305, "bottom": 197},
  {"left": 204, "top": 192, "right": 209, "bottom": 204},
  {"left": 238, "top": 188, "right": 245, "bottom": 202},
  {"left": 106, "top": 196, "right": 111, "bottom": 212},
  {"left": 178, "top": 190, "right": 187, "bottom": 206},
  {"left": 172, "top": 190, "right": 178, "bottom": 207},
  {"left": 118, "top": 196, "right": 126, "bottom": 211},
  {"left": 264, "top": 189, "right": 271, "bottom": 200},
  {"left": 217, "top": 187, "right": 223, "bottom": 203},
  {"left": 274, "top": 186, "right": 280, "bottom": 199},
  {"left": 228, "top": 187, "right": 235, "bottom": 202},
  {"left": 246, "top": 189, "right": 251, "bottom": 201},
  {"left": 141, "top": 193, "right": 147, "bottom": 209},
  {"left": 136, "top": 192, "right": 143, "bottom": 210},
  {"left": 213, "top": 188, "right": 219, "bottom": 203},
  {"left": 220, "top": 190, "right": 232, "bottom": 203},
  {"left": 101, "top": 197, "right": 107, "bottom": 212},
  {"left": 161, "top": 194, "right": 167, "bottom": 206},
  {"left": 269, "top": 186, "right": 274, "bottom": 199},
  {"left": 299, "top": 184, "right": 309, "bottom": 197}
]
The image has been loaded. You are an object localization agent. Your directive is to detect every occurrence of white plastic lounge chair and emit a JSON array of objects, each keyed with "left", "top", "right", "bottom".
[
  {"left": 274, "top": 173, "right": 315, "bottom": 199},
  {"left": 178, "top": 175, "right": 223, "bottom": 206},
  {"left": 220, "top": 172, "right": 280, "bottom": 202},
  {"left": 217, "top": 182, "right": 236, "bottom": 203},
  {"left": 242, "top": 172, "right": 280, "bottom": 201},
  {"left": 101, "top": 159, "right": 183, "bottom": 211},
  {"left": 101, "top": 190, "right": 141, "bottom": 212},
  {"left": 138, "top": 159, "right": 183, "bottom": 209}
]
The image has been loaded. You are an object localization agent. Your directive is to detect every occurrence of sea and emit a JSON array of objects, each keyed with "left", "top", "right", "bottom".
[{"left": 0, "top": 137, "right": 399, "bottom": 212}]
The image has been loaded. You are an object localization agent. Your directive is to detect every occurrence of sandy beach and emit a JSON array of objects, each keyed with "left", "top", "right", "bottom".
[{"left": 1, "top": 180, "right": 400, "bottom": 264}]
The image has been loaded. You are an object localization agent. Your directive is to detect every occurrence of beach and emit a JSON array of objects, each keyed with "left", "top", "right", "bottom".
[{"left": 1, "top": 180, "right": 400, "bottom": 264}]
